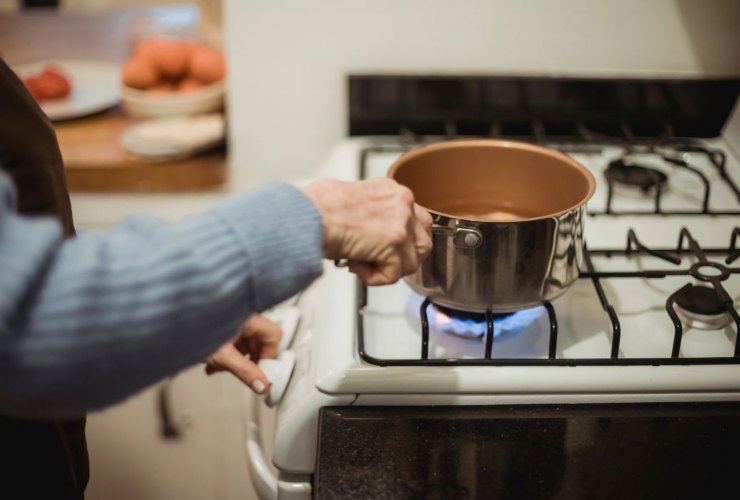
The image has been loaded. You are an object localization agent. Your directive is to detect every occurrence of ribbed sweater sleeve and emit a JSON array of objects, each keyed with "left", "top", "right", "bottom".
[{"left": 0, "top": 172, "right": 323, "bottom": 418}]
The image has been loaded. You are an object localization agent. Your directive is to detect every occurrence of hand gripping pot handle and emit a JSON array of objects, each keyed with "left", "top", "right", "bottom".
[{"left": 334, "top": 223, "right": 484, "bottom": 269}]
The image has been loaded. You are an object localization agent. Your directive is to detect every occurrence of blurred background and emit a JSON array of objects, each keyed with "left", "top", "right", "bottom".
[
  {"left": 0, "top": 2, "right": 254, "bottom": 500},
  {"left": 0, "top": 1, "right": 738, "bottom": 499}
]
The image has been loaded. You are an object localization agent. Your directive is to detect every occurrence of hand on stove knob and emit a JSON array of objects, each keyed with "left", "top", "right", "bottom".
[
  {"left": 204, "top": 314, "right": 282, "bottom": 394},
  {"left": 302, "top": 177, "right": 433, "bottom": 285}
]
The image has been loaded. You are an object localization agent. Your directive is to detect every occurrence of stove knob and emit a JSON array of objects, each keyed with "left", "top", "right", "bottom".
[
  {"left": 264, "top": 306, "right": 300, "bottom": 351},
  {"left": 257, "top": 350, "right": 296, "bottom": 408}
]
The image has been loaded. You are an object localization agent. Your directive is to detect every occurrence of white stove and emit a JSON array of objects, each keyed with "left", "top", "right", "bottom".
[
  {"left": 245, "top": 133, "right": 740, "bottom": 499},
  {"left": 316, "top": 136, "right": 740, "bottom": 390},
  {"left": 244, "top": 139, "right": 740, "bottom": 498}
]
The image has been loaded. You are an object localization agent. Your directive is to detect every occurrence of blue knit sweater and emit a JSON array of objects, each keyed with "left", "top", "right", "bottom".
[{"left": 0, "top": 171, "right": 323, "bottom": 418}]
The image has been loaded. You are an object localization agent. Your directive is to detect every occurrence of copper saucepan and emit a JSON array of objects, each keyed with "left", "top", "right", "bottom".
[{"left": 388, "top": 139, "right": 596, "bottom": 313}]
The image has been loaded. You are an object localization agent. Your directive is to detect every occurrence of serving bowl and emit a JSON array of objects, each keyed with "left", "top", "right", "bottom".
[{"left": 121, "top": 80, "right": 225, "bottom": 118}]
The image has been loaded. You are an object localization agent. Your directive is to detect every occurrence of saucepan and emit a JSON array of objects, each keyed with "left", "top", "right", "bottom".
[{"left": 387, "top": 139, "right": 596, "bottom": 313}]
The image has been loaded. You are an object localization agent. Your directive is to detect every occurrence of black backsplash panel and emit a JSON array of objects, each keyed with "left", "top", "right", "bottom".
[{"left": 348, "top": 75, "right": 740, "bottom": 139}]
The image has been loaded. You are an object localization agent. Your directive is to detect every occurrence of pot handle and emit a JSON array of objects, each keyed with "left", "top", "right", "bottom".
[
  {"left": 334, "top": 224, "right": 483, "bottom": 268},
  {"left": 432, "top": 224, "right": 483, "bottom": 249}
]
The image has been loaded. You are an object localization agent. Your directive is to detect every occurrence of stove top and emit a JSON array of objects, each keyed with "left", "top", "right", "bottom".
[
  {"left": 357, "top": 137, "right": 740, "bottom": 362},
  {"left": 301, "top": 135, "right": 740, "bottom": 402}
]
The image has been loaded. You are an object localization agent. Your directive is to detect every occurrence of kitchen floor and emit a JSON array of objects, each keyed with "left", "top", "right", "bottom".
[{"left": 85, "top": 364, "right": 261, "bottom": 500}]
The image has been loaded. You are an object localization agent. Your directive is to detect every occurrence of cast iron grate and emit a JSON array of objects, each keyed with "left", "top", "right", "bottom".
[
  {"left": 357, "top": 143, "right": 740, "bottom": 366},
  {"left": 357, "top": 227, "right": 740, "bottom": 367},
  {"left": 599, "top": 140, "right": 740, "bottom": 216}
]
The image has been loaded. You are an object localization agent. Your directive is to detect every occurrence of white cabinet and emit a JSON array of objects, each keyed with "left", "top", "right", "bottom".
[{"left": 85, "top": 365, "right": 258, "bottom": 500}]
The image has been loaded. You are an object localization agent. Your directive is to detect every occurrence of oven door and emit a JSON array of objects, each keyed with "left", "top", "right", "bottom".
[
  {"left": 245, "top": 391, "right": 312, "bottom": 500},
  {"left": 315, "top": 403, "right": 740, "bottom": 499}
]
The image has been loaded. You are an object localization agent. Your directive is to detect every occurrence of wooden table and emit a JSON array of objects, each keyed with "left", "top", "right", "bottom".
[{"left": 0, "top": 6, "right": 227, "bottom": 192}]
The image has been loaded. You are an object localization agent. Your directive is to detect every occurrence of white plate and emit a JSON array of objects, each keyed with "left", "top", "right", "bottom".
[
  {"left": 13, "top": 59, "right": 121, "bottom": 121},
  {"left": 121, "top": 113, "right": 225, "bottom": 161}
]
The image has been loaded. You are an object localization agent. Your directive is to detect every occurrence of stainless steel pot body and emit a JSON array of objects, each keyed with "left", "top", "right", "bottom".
[
  {"left": 410, "top": 206, "right": 586, "bottom": 312},
  {"left": 388, "top": 139, "right": 595, "bottom": 313}
]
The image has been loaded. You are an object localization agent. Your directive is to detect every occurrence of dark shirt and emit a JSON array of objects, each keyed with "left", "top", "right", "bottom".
[{"left": 0, "top": 57, "right": 88, "bottom": 500}]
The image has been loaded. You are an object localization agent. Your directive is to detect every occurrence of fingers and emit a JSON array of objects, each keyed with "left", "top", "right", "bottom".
[
  {"left": 242, "top": 314, "right": 282, "bottom": 360},
  {"left": 355, "top": 202, "right": 432, "bottom": 287},
  {"left": 205, "top": 314, "right": 283, "bottom": 394},
  {"left": 307, "top": 176, "right": 434, "bottom": 286},
  {"left": 351, "top": 259, "right": 402, "bottom": 286},
  {"left": 413, "top": 203, "right": 433, "bottom": 261},
  {"left": 345, "top": 186, "right": 434, "bottom": 287},
  {"left": 392, "top": 185, "right": 418, "bottom": 276},
  {"left": 206, "top": 344, "right": 270, "bottom": 395}
]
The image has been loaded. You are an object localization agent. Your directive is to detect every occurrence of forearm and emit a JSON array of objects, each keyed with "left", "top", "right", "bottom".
[{"left": 0, "top": 181, "right": 323, "bottom": 418}]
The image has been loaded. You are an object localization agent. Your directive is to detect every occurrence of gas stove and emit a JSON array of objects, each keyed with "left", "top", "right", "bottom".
[
  {"left": 357, "top": 140, "right": 740, "bottom": 367},
  {"left": 308, "top": 138, "right": 740, "bottom": 399},
  {"left": 245, "top": 76, "right": 740, "bottom": 500}
]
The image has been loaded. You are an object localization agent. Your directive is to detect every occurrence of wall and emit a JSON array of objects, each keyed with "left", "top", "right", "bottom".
[{"left": 223, "top": 0, "right": 740, "bottom": 187}]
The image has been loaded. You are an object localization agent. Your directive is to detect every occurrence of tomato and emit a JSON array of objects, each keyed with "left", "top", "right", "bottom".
[
  {"left": 22, "top": 65, "right": 72, "bottom": 102},
  {"left": 36, "top": 66, "right": 72, "bottom": 100},
  {"left": 22, "top": 75, "right": 46, "bottom": 101}
]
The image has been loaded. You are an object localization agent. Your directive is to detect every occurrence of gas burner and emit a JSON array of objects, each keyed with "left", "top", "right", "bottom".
[
  {"left": 435, "top": 305, "right": 513, "bottom": 321},
  {"left": 406, "top": 293, "right": 544, "bottom": 340},
  {"left": 674, "top": 286, "right": 731, "bottom": 330},
  {"left": 435, "top": 305, "right": 514, "bottom": 339},
  {"left": 605, "top": 158, "right": 668, "bottom": 195}
]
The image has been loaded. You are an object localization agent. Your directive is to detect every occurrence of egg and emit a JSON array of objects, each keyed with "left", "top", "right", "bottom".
[
  {"left": 180, "top": 40, "right": 198, "bottom": 57},
  {"left": 133, "top": 39, "right": 160, "bottom": 62},
  {"left": 177, "top": 77, "right": 204, "bottom": 93},
  {"left": 122, "top": 57, "right": 159, "bottom": 90},
  {"left": 189, "top": 46, "right": 226, "bottom": 84},
  {"left": 137, "top": 38, "right": 190, "bottom": 80}
]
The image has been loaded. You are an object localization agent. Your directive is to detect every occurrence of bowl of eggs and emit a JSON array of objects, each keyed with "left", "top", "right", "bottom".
[{"left": 121, "top": 38, "right": 226, "bottom": 118}]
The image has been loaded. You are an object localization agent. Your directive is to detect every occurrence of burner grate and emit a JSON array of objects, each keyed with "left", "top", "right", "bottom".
[
  {"left": 597, "top": 142, "right": 740, "bottom": 216},
  {"left": 357, "top": 228, "right": 740, "bottom": 367}
]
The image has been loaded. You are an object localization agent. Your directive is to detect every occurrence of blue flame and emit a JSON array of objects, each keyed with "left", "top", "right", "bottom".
[
  {"left": 406, "top": 293, "right": 545, "bottom": 339},
  {"left": 440, "top": 313, "right": 489, "bottom": 336}
]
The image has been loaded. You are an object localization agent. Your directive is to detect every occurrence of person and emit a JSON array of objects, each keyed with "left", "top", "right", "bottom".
[{"left": 0, "top": 58, "right": 432, "bottom": 499}]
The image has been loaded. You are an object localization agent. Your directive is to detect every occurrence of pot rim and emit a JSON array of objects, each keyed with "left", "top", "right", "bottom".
[{"left": 387, "top": 138, "right": 597, "bottom": 223}]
